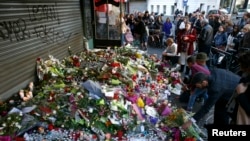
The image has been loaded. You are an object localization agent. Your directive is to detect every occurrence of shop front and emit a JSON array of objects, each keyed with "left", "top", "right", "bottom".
[
  {"left": 92, "top": 0, "right": 127, "bottom": 48},
  {"left": 0, "top": 0, "right": 84, "bottom": 101}
]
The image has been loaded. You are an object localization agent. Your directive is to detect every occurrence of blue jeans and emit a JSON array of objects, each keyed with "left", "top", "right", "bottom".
[
  {"left": 187, "top": 88, "right": 208, "bottom": 110},
  {"left": 121, "top": 33, "right": 125, "bottom": 46}
]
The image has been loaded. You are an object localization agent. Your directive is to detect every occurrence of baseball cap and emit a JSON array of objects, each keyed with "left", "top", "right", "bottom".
[{"left": 196, "top": 52, "right": 207, "bottom": 61}]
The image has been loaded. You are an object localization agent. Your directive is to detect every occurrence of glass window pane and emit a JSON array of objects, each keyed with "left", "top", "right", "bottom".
[{"left": 94, "top": 1, "right": 122, "bottom": 40}]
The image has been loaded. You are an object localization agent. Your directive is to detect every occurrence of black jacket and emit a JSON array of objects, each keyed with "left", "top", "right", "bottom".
[
  {"left": 198, "top": 23, "right": 214, "bottom": 46},
  {"left": 193, "top": 68, "right": 240, "bottom": 122},
  {"left": 236, "top": 75, "right": 250, "bottom": 116}
]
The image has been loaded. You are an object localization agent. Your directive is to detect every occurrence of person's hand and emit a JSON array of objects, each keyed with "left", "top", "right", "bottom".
[
  {"left": 183, "top": 36, "right": 189, "bottom": 40},
  {"left": 181, "top": 84, "right": 189, "bottom": 91},
  {"left": 181, "top": 119, "right": 192, "bottom": 130},
  {"left": 236, "top": 83, "right": 248, "bottom": 95}
]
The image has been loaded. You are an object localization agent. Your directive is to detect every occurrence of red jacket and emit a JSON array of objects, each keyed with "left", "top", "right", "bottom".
[{"left": 177, "top": 28, "right": 197, "bottom": 55}]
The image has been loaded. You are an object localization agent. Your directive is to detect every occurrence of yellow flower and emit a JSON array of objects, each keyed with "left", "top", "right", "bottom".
[
  {"left": 136, "top": 97, "right": 145, "bottom": 108},
  {"left": 135, "top": 52, "right": 142, "bottom": 58},
  {"left": 169, "top": 114, "right": 176, "bottom": 121}
]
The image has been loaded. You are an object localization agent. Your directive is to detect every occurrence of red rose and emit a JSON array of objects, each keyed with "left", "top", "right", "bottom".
[{"left": 48, "top": 123, "right": 54, "bottom": 130}]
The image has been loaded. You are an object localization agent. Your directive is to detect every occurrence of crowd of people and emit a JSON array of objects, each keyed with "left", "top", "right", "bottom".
[
  {"left": 122, "top": 9, "right": 250, "bottom": 129},
  {"left": 169, "top": 12, "right": 250, "bottom": 128}
]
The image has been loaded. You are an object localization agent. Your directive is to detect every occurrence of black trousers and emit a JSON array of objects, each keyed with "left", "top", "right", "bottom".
[{"left": 214, "top": 98, "right": 230, "bottom": 125}]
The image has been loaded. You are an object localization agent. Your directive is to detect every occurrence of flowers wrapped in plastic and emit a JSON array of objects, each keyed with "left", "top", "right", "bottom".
[
  {"left": 161, "top": 107, "right": 205, "bottom": 141},
  {"left": 0, "top": 112, "right": 23, "bottom": 136}
]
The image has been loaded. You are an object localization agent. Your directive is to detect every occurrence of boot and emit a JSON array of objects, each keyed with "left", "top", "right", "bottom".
[
  {"left": 185, "top": 66, "right": 190, "bottom": 75},
  {"left": 179, "top": 65, "right": 185, "bottom": 73}
]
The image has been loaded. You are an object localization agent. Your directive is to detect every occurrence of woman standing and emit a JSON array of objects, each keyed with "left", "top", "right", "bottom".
[
  {"left": 227, "top": 51, "right": 250, "bottom": 125},
  {"left": 162, "top": 17, "right": 173, "bottom": 40},
  {"left": 226, "top": 25, "right": 241, "bottom": 51},
  {"left": 213, "top": 25, "right": 228, "bottom": 51},
  {"left": 239, "top": 24, "right": 250, "bottom": 53},
  {"left": 154, "top": 15, "right": 164, "bottom": 47},
  {"left": 126, "top": 14, "right": 136, "bottom": 36},
  {"left": 177, "top": 21, "right": 197, "bottom": 75},
  {"left": 235, "top": 51, "right": 250, "bottom": 125}
]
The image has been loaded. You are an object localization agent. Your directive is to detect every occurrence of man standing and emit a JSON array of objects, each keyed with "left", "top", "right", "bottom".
[
  {"left": 197, "top": 19, "right": 213, "bottom": 60},
  {"left": 182, "top": 68, "right": 240, "bottom": 129}
]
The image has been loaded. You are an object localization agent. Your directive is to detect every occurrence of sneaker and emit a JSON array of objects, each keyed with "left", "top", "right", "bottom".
[
  {"left": 200, "top": 98, "right": 205, "bottom": 105},
  {"left": 187, "top": 107, "right": 193, "bottom": 112},
  {"left": 196, "top": 97, "right": 202, "bottom": 103},
  {"left": 182, "top": 105, "right": 192, "bottom": 111}
]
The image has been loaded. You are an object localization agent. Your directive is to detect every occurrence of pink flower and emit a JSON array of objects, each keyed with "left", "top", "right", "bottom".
[
  {"left": 145, "top": 97, "right": 154, "bottom": 106},
  {"left": 161, "top": 106, "right": 172, "bottom": 116},
  {"left": 126, "top": 94, "right": 138, "bottom": 103}
]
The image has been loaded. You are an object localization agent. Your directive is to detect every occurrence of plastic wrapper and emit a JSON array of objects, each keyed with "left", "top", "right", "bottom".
[
  {"left": 80, "top": 80, "right": 105, "bottom": 99},
  {"left": 16, "top": 114, "right": 39, "bottom": 136}
]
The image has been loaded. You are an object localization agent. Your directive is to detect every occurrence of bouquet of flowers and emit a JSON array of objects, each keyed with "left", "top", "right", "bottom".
[
  {"left": 0, "top": 112, "right": 23, "bottom": 136},
  {"left": 162, "top": 107, "right": 204, "bottom": 141},
  {"left": 167, "top": 71, "right": 183, "bottom": 95}
]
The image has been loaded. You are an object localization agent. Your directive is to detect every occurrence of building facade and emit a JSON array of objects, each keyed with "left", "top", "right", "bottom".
[{"left": 129, "top": 0, "right": 221, "bottom": 15}]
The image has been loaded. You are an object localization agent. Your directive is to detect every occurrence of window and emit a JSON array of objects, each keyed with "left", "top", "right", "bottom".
[
  {"left": 151, "top": 5, "right": 154, "bottom": 13},
  {"left": 207, "top": 5, "right": 210, "bottom": 13},
  {"left": 200, "top": 3, "right": 204, "bottom": 11},
  {"left": 185, "top": 5, "right": 189, "bottom": 13},
  {"left": 94, "top": 4, "right": 122, "bottom": 40},
  {"left": 171, "top": 5, "right": 175, "bottom": 15},
  {"left": 83, "top": 0, "right": 93, "bottom": 39},
  {"left": 163, "top": 5, "right": 166, "bottom": 14},
  {"left": 157, "top": 5, "right": 160, "bottom": 14},
  {"left": 248, "top": 4, "right": 250, "bottom": 9}
]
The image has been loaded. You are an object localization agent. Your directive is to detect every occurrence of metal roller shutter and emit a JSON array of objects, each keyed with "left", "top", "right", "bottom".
[{"left": 0, "top": 0, "right": 83, "bottom": 101}]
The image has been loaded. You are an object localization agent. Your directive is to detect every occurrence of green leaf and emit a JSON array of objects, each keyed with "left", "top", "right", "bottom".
[
  {"left": 97, "top": 99, "right": 105, "bottom": 105},
  {"left": 78, "top": 119, "right": 85, "bottom": 125},
  {"left": 111, "top": 79, "right": 121, "bottom": 85},
  {"left": 126, "top": 65, "right": 137, "bottom": 75}
]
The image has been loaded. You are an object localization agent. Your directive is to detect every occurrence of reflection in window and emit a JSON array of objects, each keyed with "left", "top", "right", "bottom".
[
  {"left": 95, "top": 10, "right": 108, "bottom": 39},
  {"left": 94, "top": 0, "right": 122, "bottom": 40},
  {"left": 108, "top": 7, "right": 121, "bottom": 40}
]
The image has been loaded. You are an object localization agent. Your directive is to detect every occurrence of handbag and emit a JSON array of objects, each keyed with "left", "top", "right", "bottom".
[{"left": 237, "top": 104, "right": 250, "bottom": 125}]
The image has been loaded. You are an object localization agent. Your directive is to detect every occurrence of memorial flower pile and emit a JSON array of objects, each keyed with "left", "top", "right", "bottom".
[
  {"left": 161, "top": 107, "right": 203, "bottom": 141},
  {"left": 0, "top": 47, "right": 205, "bottom": 141},
  {"left": 0, "top": 112, "right": 23, "bottom": 136}
]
